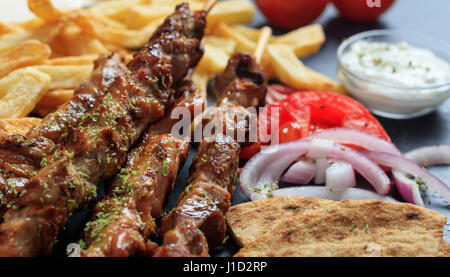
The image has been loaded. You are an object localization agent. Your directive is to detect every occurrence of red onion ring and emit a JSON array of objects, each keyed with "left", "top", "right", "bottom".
[
  {"left": 391, "top": 145, "right": 450, "bottom": 206},
  {"left": 325, "top": 161, "right": 356, "bottom": 192},
  {"left": 307, "top": 128, "right": 401, "bottom": 155},
  {"left": 271, "top": 186, "right": 397, "bottom": 202},
  {"left": 282, "top": 160, "right": 317, "bottom": 185},
  {"left": 363, "top": 150, "right": 450, "bottom": 205},
  {"left": 240, "top": 139, "right": 390, "bottom": 200}
]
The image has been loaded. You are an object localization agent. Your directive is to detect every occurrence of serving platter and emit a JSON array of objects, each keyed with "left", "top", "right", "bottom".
[{"left": 1, "top": 0, "right": 448, "bottom": 257}]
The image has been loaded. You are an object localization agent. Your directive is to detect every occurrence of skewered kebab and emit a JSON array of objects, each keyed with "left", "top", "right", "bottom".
[
  {"left": 154, "top": 52, "right": 267, "bottom": 257},
  {"left": 0, "top": 3, "right": 206, "bottom": 257},
  {"left": 79, "top": 80, "right": 202, "bottom": 257}
]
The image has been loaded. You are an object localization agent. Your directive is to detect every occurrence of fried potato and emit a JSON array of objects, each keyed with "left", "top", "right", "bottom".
[
  {"left": 275, "top": 24, "right": 325, "bottom": 58},
  {"left": 87, "top": 0, "right": 143, "bottom": 23},
  {"left": 267, "top": 44, "right": 344, "bottom": 93},
  {"left": 34, "top": 89, "right": 73, "bottom": 117},
  {"left": 204, "top": 36, "right": 236, "bottom": 55},
  {"left": 0, "top": 22, "right": 24, "bottom": 35},
  {"left": 32, "top": 64, "right": 93, "bottom": 90},
  {"left": 197, "top": 43, "right": 231, "bottom": 75},
  {"left": 0, "top": 67, "right": 51, "bottom": 118},
  {"left": 0, "top": 40, "right": 51, "bottom": 78},
  {"left": 0, "top": 21, "right": 63, "bottom": 54},
  {"left": 212, "top": 22, "right": 256, "bottom": 53},
  {"left": 28, "top": 0, "right": 65, "bottom": 22},
  {"left": 206, "top": 0, "right": 254, "bottom": 33},
  {"left": 190, "top": 71, "right": 210, "bottom": 133},
  {"left": 49, "top": 23, "right": 108, "bottom": 56},
  {"left": 71, "top": 11, "right": 162, "bottom": 49},
  {"left": 0, "top": 117, "right": 42, "bottom": 137},
  {"left": 124, "top": 4, "right": 182, "bottom": 30},
  {"left": 46, "top": 55, "right": 98, "bottom": 66},
  {"left": 233, "top": 24, "right": 325, "bottom": 58}
]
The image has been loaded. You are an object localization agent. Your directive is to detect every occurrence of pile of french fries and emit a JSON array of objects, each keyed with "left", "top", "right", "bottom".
[{"left": 0, "top": 0, "right": 344, "bottom": 138}]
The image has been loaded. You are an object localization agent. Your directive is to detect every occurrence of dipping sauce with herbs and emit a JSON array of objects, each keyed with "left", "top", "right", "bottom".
[{"left": 341, "top": 40, "right": 450, "bottom": 89}]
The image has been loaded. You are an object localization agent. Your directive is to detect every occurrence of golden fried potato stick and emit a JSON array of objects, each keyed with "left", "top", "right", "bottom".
[
  {"left": 32, "top": 64, "right": 93, "bottom": 90},
  {"left": 27, "top": 0, "right": 65, "bottom": 22},
  {"left": 0, "top": 40, "right": 51, "bottom": 78},
  {"left": 0, "top": 67, "right": 51, "bottom": 118},
  {"left": 45, "top": 55, "right": 99, "bottom": 66},
  {"left": 212, "top": 22, "right": 256, "bottom": 53},
  {"left": 267, "top": 44, "right": 345, "bottom": 94},
  {"left": 254, "top": 26, "right": 272, "bottom": 64},
  {"left": 0, "top": 118, "right": 42, "bottom": 137}
]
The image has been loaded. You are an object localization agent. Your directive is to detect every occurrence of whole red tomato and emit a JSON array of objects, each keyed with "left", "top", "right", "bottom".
[
  {"left": 332, "top": 0, "right": 395, "bottom": 22},
  {"left": 256, "top": 0, "right": 330, "bottom": 30}
]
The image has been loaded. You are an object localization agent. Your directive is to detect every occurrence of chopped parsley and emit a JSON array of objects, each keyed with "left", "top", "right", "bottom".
[{"left": 161, "top": 160, "right": 169, "bottom": 176}]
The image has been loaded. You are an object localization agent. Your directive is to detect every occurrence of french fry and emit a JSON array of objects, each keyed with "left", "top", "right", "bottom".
[
  {"left": 275, "top": 24, "right": 325, "bottom": 58},
  {"left": 87, "top": 0, "right": 143, "bottom": 23},
  {"left": 0, "top": 22, "right": 24, "bottom": 35},
  {"left": 0, "top": 117, "right": 42, "bottom": 137},
  {"left": 17, "top": 18, "right": 45, "bottom": 31},
  {"left": 124, "top": 4, "right": 180, "bottom": 30},
  {"left": 32, "top": 65, "right": 93, "bottom": 90},
  {"left": 197, "top": 42, "right": 231, "bottom": 75},
  {"left": 0, "top": 67, "right": 51, "bottom": 118},
  {"left": 204, "top": 36, "right": 236, "bottom": 55},
  {"left": 233, "top": 24, "right": 326, "bottom": 58},
  {"left": 34, "top": 88, "right": 74, "bottom": 116},
  {"left": 49, "top": 23, "right": 108, "bottom": 56},
  {"left": 0, "top": 21, "right": 64, "bottom": 54},
  {"left": 212, "top": 22, "right": 256, "bottom": 53},
  {"left": 46, "top": 55, "right": 98, "bottom": 66},
  {"left": 206, "top": 0, "right": 254, "bottom": 33},
  {"left": 71, "top": 11, "right": 162, "bottom": 49},
  {"left": 190, "top": 71, "right": 210, "bottom": 134},
  {"left": 0, "top": 40, "right": 51, "bottom": 78},
  {"left": 27, "top": 0, "right": 65, "bottom": 22},
  {"left": 267, "top": 44, "right": 343, "bottom": 93}
]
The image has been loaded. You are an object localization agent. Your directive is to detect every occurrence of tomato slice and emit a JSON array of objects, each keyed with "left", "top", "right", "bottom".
[{"left": 241, "top": 87, "right": 390, "bottom": 159}]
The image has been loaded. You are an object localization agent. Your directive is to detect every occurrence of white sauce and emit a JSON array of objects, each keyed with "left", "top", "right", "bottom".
[{"left": 342, "top": 40, "right": 450, "bottom": 88}]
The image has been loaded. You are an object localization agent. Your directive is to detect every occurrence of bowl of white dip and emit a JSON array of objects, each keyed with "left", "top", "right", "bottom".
[{"left": 337, "top": 30, "right": 450, "bottom": 119}]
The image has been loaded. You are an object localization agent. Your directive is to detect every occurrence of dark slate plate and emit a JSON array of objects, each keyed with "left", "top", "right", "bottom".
[{"left": 53, "top": 0, "right": 450, "bottom": 256}]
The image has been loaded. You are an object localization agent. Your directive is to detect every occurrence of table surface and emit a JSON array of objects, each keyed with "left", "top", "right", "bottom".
[{"left": 1, "top": 0, "right": 449, "bottom": 256}]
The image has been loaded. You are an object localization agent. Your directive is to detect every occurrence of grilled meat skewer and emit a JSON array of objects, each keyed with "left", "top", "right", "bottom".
[
  {"left": 80, "top": 80, "right": 201, "bottom": 257},
  {"left": 0, "top": 3, "right": 206, "bottom": 257},
  {"left": 154, "top": 53, "right": 267, "bottom": 257}
]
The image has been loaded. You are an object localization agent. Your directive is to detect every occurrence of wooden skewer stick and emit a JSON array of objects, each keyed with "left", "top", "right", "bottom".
[
  {"left": 204, "top": 0, "right": 219, "bottom": 13},
  {"left": 254, "top": 26, "right": 272, "bottom": 64}
]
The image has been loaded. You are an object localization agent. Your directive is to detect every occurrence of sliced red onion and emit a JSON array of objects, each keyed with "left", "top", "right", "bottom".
[
  {"left": 282, "top": 160, "right": 317, "bottom": 184},
  {"left": 314, "top": 158, "right": 329, "bottom": 184},
  {"left": 307, "top": 128, "right": 401, "bottom": 155},
  {"left": 271, "top": 186, "right": 397, "bottom": 202},
  {"left": 326, "top": 161, "right": 356, "bottom": 192},
  {"left": 404, "top": 145, "right": 450, "bottom": 166},
  {"left": 391, "top": 172, "right": 424, "bottom": 206},
  {"left": 391, "top": 145, "right": 450, "bottom": 206},
  {"left": 306, "top": 138, "right": 334, "bottom": 159},
  {"left": 240, "top": 140, "right": 390, "bottom": 200},
  {"left": 363, "top": 151, "right": 450, "bottom": 205}
]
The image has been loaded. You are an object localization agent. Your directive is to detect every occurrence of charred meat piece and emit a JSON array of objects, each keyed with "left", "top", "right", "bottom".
[
  {"left": 154, "top": 134, "right": 240, "bottom": 257},
  {"left": 203, "top": 52, "right": 267, "bottom": 146},
  {"left": 81, "top": 134, "right": 189, "bottom": 257},
  {"left": 146, "top": 79, "right": 204, "bottom": 138},
  {"left": 0, "top": 3, "right": 206, "bottom": 257},
  {"left": 154, "top": 53, "right": 267, "bottom": 257},
  {"left": 80, "top": 80, "right": 201, "bottom": 257}
]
